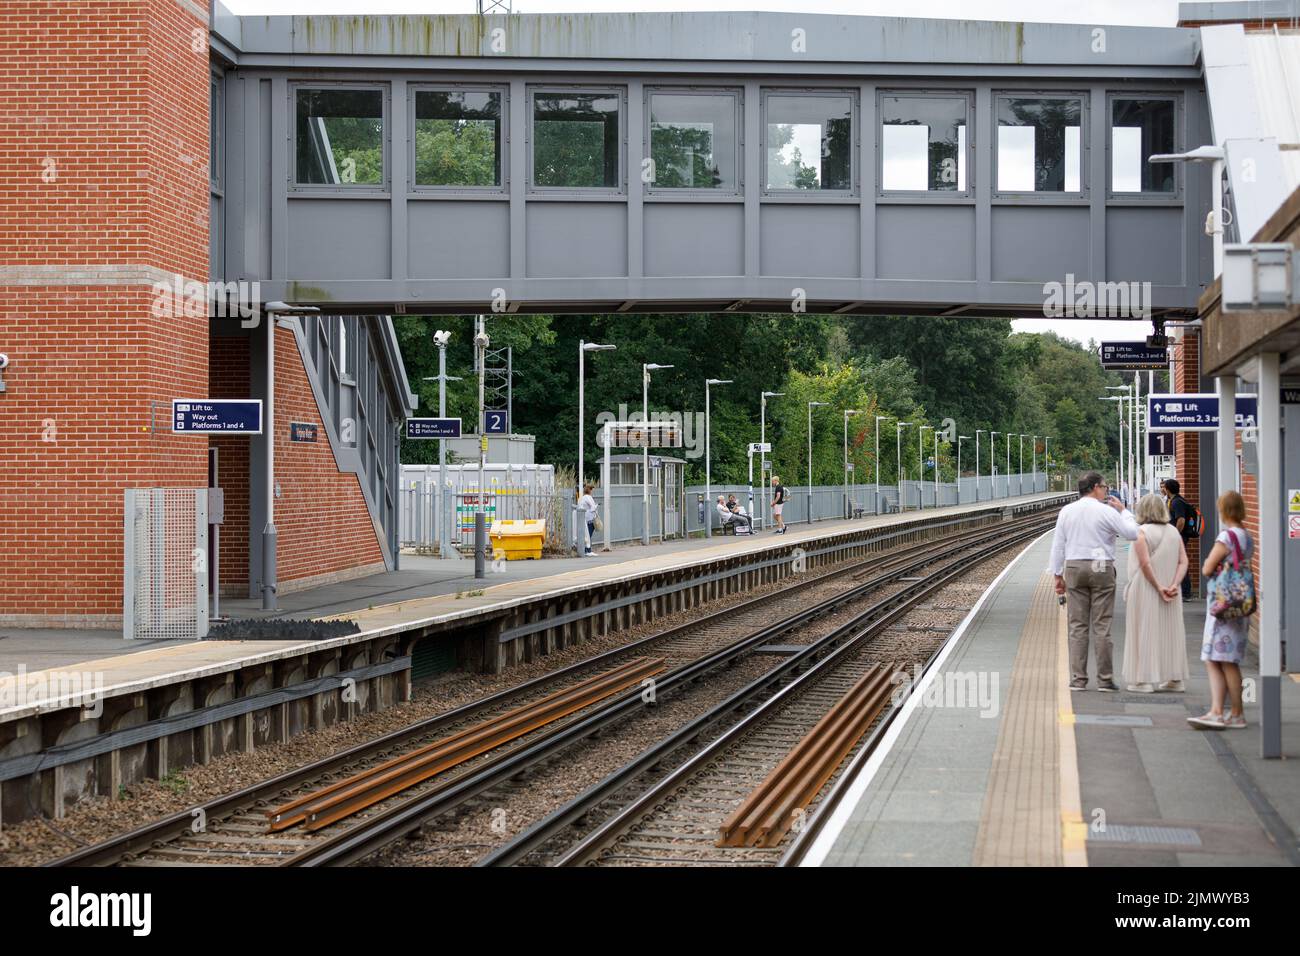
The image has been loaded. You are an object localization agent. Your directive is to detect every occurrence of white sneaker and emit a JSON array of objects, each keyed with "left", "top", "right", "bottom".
[
  {"left": 1158, "top": 680, "right": 1184, "bottom": 693},
  {"left": 1126, "top": 683, "right": 1155, "bottom": 694}
]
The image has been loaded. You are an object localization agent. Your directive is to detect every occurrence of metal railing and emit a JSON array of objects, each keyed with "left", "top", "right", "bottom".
[{"left": 400, "top": 474, "right": 1050, "bottom": 554}]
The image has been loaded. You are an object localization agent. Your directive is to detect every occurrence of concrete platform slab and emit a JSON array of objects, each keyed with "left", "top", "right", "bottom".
[{"left": 804, "top": 529, "right": 1300, "bottom": 868}]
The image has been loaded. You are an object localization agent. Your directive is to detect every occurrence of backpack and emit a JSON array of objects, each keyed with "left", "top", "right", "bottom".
[
  {"left": 1209, "top": 529, "right": 1255, "bottom": 620},
  {"left": 1175, "top": 495, "right": 1203, "bottom": 538}
]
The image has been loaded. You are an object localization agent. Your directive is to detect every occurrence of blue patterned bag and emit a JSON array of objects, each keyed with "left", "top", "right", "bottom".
[{"left": 1209, "top": 529, "right": 1255, "bottom": 620}]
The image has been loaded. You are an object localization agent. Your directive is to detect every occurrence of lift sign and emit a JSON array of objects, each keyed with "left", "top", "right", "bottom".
[{"left": 172, "top": 399, "right": 262, "bottom": 434}]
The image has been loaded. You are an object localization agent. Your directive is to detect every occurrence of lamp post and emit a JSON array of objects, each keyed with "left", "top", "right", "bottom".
[
  {"left": 896, "top": 421, "right": 911, "bottom": 511},
  {"left": 1031, "top": 435, "right": 1039, "bottom": 493},
  {"left": 1005, "top": 431, "right": 1013, "bottom": 495},
  {"left": 577, "top": 341, "right": 616, "bottom": 552},
  {"left": 918, "top": 425, "right": 933, "bottom": 510},
  {"left": 1103, "top": 388, "right": 1126, "bottom": 502},
  {"left": 957, "top": 435, "right": 970, "bottom": 504},
  {"left": 843, "top": 409, "right": 861, "bottom": 519},
  {"left": 807, "top": 401, "right": 828, "bottom": 523},
  {"left": 1043, "top": 435, "right": 1052, "bottom": 491},
  {"left": 933, "top": 428, "right": 940, "bottom": 507},
  {"left": 642, "top": 362, "right": 673, "bottom": 545},
  {"left": 705, "top": 378, "right": 732, "bottom": 538},
  {"left": 260, "top": 302, "right": 320, "bottom": 610},
  {"left": 421, "top": 330, "right": 462, "bottom": 560},
  {"left": 990, "top": 431, "right": 1001, "bottom": 498},
  {"left": 975, "top": 429, "right": 986, "bottom": 502},
  {"left": 874, "top": 415, "right": 890, "bottom": 515},
  {"left": 1018, "top": 433, "right": 1025, "bottom": 492},
  {"left": 760, "top": 391, "right": 783, "bottom": 530}
]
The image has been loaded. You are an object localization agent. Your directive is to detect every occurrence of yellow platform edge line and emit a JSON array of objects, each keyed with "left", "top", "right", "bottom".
[{"left": 1055, "top": 595, "right": 1087, "bottom": 867}]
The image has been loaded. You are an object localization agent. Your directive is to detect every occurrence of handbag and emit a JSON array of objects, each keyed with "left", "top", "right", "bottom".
[
  {"left": 593, "top": 514, "right": 603, "bottom": 532},
  {"left": 1209, "top": 529, "right": 1255, "bottom": 620}
]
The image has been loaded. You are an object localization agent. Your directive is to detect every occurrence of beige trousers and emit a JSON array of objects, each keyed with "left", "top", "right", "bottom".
[{"left": 1063, "top": 559, "right": 1117, "bottom": 685}]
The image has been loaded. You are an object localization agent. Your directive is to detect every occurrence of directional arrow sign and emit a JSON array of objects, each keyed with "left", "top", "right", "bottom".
[
  {"left": 172, "top": 399, "right": 262, "bottom": 434},
  {"left": 406, "top": 417, "right": 461, "bottom": 439},
  {"left": 1100, "top": 341, "right": 1168, "bottom": 370},
  {"left": 1147, "top": 394, "right": 1258, "bottom": 432}
]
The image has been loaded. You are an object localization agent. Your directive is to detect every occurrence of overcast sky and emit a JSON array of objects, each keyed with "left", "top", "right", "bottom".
[
  {"left": 224, "top": 0, "right": 1184, "bottom": 24},
  {"left": 226, "top": 0, "right": 1189, "bottom": 345}
]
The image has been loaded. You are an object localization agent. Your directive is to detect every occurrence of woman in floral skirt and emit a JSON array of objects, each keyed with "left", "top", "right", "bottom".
[{"left": 1188, "top": 491, "right": 1253, "bottom": 731}]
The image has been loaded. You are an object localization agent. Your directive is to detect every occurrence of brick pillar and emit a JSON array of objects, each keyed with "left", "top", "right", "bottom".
[
  {"left": 1173, "top": 331, "right": 1201, "bottom": 593},
  {"left": 0, "top": 1, "right": 212, "bottom": 625}
]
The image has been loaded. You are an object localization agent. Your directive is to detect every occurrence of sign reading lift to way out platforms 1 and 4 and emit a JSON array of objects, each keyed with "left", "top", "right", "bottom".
[
  {"left": 1147, "top": 394, "right": 1258, "bottom": 432},
  {"left": 172, "top": 399, "right": 262, "bottom": 434}
]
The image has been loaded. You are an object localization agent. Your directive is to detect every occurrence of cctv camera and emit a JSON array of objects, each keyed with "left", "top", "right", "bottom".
[
  {"left": 0, "top": 353, "right": 8, "bottom": 370},
  {"left": 433, "top": 330, "right": 451, "bottom": 347},
  {"left": 474, "top": 331, "right": 490, "bottom": 350}
]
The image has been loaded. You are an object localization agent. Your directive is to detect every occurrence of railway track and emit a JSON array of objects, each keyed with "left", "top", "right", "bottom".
[
  {"left": 48, "top": 508, "right": 1056, "bottom": 868},
  {"left": 481, "top": 517, "right": 1050, "bottom": 867}
]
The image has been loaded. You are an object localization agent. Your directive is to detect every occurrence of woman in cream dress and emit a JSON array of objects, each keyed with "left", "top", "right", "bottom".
[{"left": 1123, "top": 494, "right": 1189, "bottom": 693}]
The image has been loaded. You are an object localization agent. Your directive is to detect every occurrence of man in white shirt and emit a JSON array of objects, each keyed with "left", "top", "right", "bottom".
[{"left": 1049, "top": 471, "right": 1140, "bottom": 692}]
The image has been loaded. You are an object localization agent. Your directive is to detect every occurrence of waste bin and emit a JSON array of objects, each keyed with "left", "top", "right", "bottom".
[{"left": 489, "top": 519, "right": 545, "bottom": 560}]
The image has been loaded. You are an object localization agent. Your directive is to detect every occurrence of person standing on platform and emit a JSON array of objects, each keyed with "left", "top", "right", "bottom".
[
  {"left": 1049, "top": 471, "right": 1140, "bottom": 692},
  {"left": 578, "top": 483, "right": 598, "bottom": 557},
  {"left": 1123, "top": 494, "right": 1188, "bottom": 693},
  {"left": 771, "top": 475, "right": 788, "bottom": 535},
  {"left": 1163, "top": 478, "right": 1197, "bottom": 600},
  {"left": 1189, "top": 491, "right": 1254, "bottom": 731}
]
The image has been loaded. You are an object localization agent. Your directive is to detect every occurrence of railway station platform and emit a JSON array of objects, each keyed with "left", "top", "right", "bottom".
[
  {"left": 0, "top": 492, "right": 1066, "bottom": 824},
  {"left": 802, "top": 533, "right": 1300, "bottom": 867}
]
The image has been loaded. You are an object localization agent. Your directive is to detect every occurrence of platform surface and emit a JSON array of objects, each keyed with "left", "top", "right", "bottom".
[
  {"left": 0, "top": 494, "right": 1063, "bottom": 721},
  {"left": 805, "top": 533, "right": 1300, "bottom": 867}
]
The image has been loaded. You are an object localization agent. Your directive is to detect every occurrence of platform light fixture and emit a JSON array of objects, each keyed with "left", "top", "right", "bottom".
[{"left": 1223, "top": 243, "right": 1295, "bottom": 312}]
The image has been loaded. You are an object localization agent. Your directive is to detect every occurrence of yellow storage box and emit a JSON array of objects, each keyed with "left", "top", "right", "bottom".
[{"left": 488, "top": 519, "right": 545, "bottom": 560}]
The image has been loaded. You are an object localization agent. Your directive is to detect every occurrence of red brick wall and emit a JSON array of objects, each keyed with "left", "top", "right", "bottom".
[
  {"left": 272, "top": 327, "right": 384, "bottom": 588},
  {"left": 1173, "top": 331, "right": 1201, "bottom": 593},
  {"left": 0, "top": 1, "right": 210, "bottom": 624},
  {"left": 209, "top": 335, "right": 251, "bottom": 596}
]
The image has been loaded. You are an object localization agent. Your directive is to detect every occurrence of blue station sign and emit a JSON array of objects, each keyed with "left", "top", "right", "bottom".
[
  {"left": 406, "top": 417, "right": 462, "bottom": 439},
  {"left": 1100, "top": 341, "right": 1169, "bottom": 370},
  {"left": 484, "top": 409, "right": 509, "bottom": 435},
  {"left": 1148, "top": 394, "right": 1258, "bottom": 432},
  {"left": 172, "top": 399, "right": 262, "bottom": 434}
]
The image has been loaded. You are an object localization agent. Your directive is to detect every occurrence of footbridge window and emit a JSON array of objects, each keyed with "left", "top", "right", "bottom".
[
  {"left": 762, "top": 90, "right": 856, "bottom": 195},
  {"left": 530, "top": 88, "right": 624, "bottom": 192},
  {"left": 412, "top": 87, "right": 504, "bottom": 190},
  {"left": 879, "top": 91, "right": 970, "bottom": 194},
  {"left": 293, "top": 86, "right": 386, "bottom": 188},
  {"left": 1109, "top": 96, "right": 1178, "bottom": 195},
  {"left": 645, "top": 89, "right": 741, "bottom": 194},
  {"left": 995, "top": 94, "right": 1083, "bottom": 195}
]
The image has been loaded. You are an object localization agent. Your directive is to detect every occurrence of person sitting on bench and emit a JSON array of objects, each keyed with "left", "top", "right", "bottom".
[{"left": 717, "top": 496, "right": 751, "bottom": 533}]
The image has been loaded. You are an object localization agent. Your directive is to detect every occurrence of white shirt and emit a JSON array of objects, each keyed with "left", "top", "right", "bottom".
[
  {"left": 1048, "top": 495, "right": 1140, "bottom": 575},
  {"left": 579, "top": 493, "right": 597, "bottom": 517}
]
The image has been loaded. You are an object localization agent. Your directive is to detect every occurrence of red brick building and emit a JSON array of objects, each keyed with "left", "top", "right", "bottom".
[{"left": 0, "top": 1, "right": 413, "bottom": 628}]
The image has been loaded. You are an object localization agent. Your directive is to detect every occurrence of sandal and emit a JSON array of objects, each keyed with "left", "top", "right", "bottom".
[
  {"left": 1223, "top": 715, "right": 1247, "bottom": 729},
  {"left": 1187, "top": 713, "right": 1226, "bottom": 730}
]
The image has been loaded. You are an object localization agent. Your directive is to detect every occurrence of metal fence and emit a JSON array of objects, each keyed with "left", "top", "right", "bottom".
[
  {"left": 123, "top": 488, "right": 208, "bottom": 640},
  {"left": 401, "top": 473, "right": 1049, "bottom": 554}
]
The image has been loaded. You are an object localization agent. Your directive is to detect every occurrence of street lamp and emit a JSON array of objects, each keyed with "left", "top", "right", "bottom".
[
  {"left": 260, "top": 301, "right": 320, "bottom": 610},
  {"left": 874, "top": 415, "right": 891, "bottom": 515},
  {"left": 990, "top": 431, "right": 1001, "bottom": 498},
  {"left": 642, "top": 363, "right": 673, "bottom": 545},
  {"left": 1031, "top": 435, "right": 1040, "bottom": 492},
  {"left": 807, "top": 401, "right": 829, "bottom": 523},
  {"left": 933, "top": 427, "right": 941, "bottom": 507},
  {"left": 896, "top": 421, "right": 912, "bottom": 512},
  {"left": 760, "top": 391, "right": 784, "bottom": 530},
  {"left": 918, "top": 425, "right": 933, "bottom": 510},
  {"left": 957, "top": 435, "right": 970, "bottom": 504},
  {"left": 843, "top": 409, "right": 861, "bottom": 519},
  {"left": 1005, "top": 431, "right": 1013, "bottom": 495},
  {"left": 578, "top": 341, "right": 616, "bottom": 553},
  {"left": 1101, "top": 393, "right": 1125, "bottom": 503},
  {"left": 1018, "top": 433, "right": 1026, "bottom": 490},
  {"left": 1150, "top": 146, "right": 1226, "bottom": 273},
  {"left": 705, "top": 378, "right": 732, "bottom": 538},
  {"left": 975, "top": 429, "right": 986, "bottom": 502},
  {"left": 422, "top": 330, "right": 463, "bottom": 560},
  {"left": 1043, "top": 435, "right": 1052, "bottom": 490}
]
